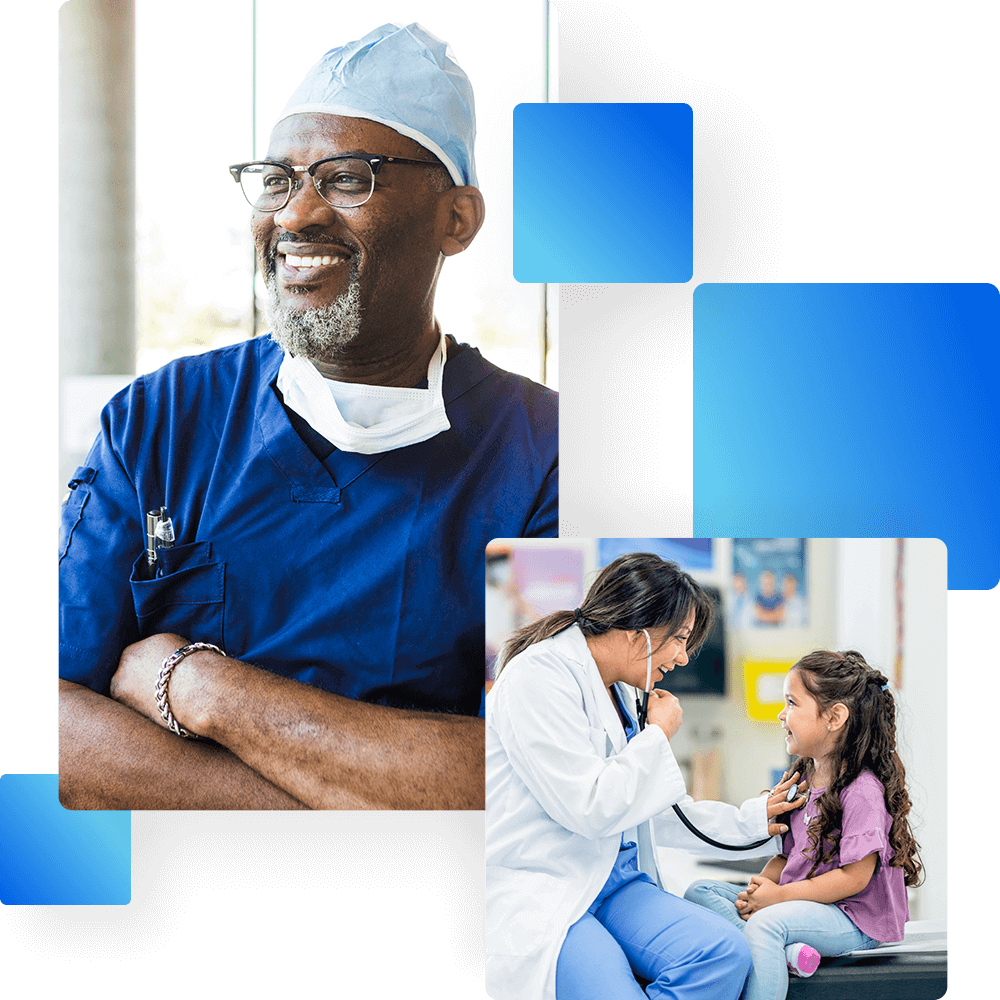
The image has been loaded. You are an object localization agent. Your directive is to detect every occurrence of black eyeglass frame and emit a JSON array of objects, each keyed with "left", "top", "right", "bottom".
[{"left": 228, "top": 154, "right": 443, "bottom": 210}]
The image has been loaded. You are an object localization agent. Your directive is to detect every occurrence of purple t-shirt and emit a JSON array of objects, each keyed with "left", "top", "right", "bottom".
[{"left": 779, "top": 770, "right": 908, "bottom": 942}]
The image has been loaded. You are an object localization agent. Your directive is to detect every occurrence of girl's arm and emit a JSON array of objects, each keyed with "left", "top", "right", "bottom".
[
  {"left": 777, "top": 852, "right": 878, "bottom": 904},
  {"left": 758, "top": 854, "right": 788, "bottom": 883}
]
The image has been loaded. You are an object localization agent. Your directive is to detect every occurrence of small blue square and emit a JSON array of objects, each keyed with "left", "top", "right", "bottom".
[
  {"left": 514, "top": 103, "right": 693, "bottom": 283},
  {"left": 0, "top": 774, "right": 130, "bottom": 904}
]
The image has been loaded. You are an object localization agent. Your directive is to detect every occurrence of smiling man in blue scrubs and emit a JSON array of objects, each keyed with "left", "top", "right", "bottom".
[{"left": 58, "top": 23, "right": 557, "bottom": 811}]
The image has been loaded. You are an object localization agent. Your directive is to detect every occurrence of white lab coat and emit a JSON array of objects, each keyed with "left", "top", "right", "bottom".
[{"left": 485, "top": 625, "right": 777, "bottom": 1000}]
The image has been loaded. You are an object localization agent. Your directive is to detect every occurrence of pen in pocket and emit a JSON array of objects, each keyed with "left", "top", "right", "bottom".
[{"left": 145, "top": 506, "right": 175, "bottom": 577}]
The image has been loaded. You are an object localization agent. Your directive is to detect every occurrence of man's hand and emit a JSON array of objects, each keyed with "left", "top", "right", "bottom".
[
  {"left": 735, "top": 874, "right": 785, "bottom": 919},
  {"left": 110, "top": 632, "right": 195, "bottom": 731}
]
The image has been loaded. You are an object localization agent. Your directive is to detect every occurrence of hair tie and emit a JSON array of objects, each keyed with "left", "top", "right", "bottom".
[
  {"left": 574, "top": 608, "right": 584, "bottom": 628},
  {"left": 881, "top": 682, "right": 890, "bottom": 691}
]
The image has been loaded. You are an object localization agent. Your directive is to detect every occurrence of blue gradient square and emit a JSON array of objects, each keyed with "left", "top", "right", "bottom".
[
  {"left": 0, "top": 774, "right": 130, "bottom": 904},
  {"left": 514, "top": 103, "right": 692, "bottom": 282},
  {"left": 693, "top": 283, "right": 1000, "bottom": 590}
]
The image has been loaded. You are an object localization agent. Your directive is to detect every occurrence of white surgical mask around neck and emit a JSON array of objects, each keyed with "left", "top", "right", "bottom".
[{"left": 276, "top": 332, "right": 450, "bottom": 454}]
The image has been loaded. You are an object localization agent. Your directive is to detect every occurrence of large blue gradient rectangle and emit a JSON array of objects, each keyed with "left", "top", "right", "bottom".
[
  {"left": 0, "top": 774, "right": 130, "bottom": 905},
  {"left": 514, "top": 103, "right": 692, "bottom": 283},
  {"left": 693, "top": 283, "right": 1000, "bottom": 590}
]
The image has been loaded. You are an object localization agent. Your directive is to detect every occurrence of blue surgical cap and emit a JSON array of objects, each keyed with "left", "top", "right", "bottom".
[{"left": 278, "top": 23, "right": 477, "bottom": 188}]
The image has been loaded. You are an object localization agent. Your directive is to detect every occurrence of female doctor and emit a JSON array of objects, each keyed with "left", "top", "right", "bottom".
[{"left": 485, "top": 553, "right": 806, "bottom": 1000}]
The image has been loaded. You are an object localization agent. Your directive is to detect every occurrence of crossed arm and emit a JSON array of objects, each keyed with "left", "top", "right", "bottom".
[{"left": 59, "top": 633, "right": 485, "bottom": 811}]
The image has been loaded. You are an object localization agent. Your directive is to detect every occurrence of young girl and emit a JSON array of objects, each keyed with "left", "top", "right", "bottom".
[{"left": 684, "top": 650, "right": 923, "bottom": 1000}]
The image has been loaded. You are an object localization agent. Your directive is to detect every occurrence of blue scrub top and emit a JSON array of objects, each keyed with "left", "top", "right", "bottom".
[
  {"left": 59, "top": 336, "right": 558, "bottom": 716},
  {"left": 612, "top": 685, "right": 638, "bottom": 743}
]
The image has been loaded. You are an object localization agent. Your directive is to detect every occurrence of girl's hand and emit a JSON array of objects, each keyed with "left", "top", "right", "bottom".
[{"left": 735, "top": 875, "right": 784, "bottom": 919}]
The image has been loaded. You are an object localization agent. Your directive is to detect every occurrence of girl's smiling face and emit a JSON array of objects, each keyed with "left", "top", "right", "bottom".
[{"left": 778, "top": 668, "right": 839, "bottom": 761}]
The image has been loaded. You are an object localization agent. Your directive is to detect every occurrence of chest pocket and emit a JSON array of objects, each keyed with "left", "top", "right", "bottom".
[{"left": 129, "top": 541, "right": 226, "bottom": 649}]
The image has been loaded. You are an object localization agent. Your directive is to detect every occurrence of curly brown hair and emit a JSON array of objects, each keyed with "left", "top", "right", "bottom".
[{"left": 788, "top": 650, "right": 923, "bottom": 887}]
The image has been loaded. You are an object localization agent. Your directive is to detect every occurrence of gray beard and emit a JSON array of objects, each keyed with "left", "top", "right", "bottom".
[{"left": 265, "top": 276, "right": 363, "bottom": 360}]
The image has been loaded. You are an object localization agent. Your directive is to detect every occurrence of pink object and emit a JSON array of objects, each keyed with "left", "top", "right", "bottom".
[{"left": 787, "top": 944, "right": 821, "bottom": 977}]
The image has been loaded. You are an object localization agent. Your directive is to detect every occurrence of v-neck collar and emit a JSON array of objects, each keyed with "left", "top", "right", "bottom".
[{"left": 253, "top": 335, "right": 493, "bottom": 501}]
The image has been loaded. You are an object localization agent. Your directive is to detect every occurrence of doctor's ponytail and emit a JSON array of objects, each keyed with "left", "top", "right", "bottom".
[
  {"left": 497, "top": 553, "right": 714, "bottom": 672},
  {"left": 496, "top": 608, "right": 581, "bottom": 670}
]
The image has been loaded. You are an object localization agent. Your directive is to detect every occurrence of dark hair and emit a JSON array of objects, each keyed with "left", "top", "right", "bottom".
[
  {"left": 497, "top": 553, "right": 714, "bottom": 671},
  {"left": 788, "top": 650, "right": 923, "bottom": 887}
]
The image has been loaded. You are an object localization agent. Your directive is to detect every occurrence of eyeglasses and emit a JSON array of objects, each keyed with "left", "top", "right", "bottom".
[{"left": 228, "top": 154, "right": 442, "bottom": 211}]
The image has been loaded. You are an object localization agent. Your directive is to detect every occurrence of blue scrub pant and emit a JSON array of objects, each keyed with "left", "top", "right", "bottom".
[{"left": 556, "top": 845, "right": 752, "bottom": 1000}]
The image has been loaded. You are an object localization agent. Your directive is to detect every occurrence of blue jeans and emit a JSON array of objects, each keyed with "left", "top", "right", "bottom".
[
  {"left": 683, "top": 879, "right": 880, "bottom": 1000},
  {"left": 556, "top": 846, "right": 752, "bottom": 1000}
]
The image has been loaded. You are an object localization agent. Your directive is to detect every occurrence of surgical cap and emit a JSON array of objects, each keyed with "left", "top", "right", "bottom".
[{"left": 278, "top": 23, "right": 477, "bottom": 188}]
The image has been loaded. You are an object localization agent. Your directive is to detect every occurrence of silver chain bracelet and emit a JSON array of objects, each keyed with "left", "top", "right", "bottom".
[{"left": 155, "top": 642, "right": 226, "bottom": 738}]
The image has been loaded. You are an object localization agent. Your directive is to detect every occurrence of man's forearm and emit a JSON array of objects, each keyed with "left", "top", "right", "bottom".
[
  {"left": 59, "top": 680, "right": 308, "bottom": 810},
  {"left": 169, "top": 652, "right": 485, "bottom": 810}
]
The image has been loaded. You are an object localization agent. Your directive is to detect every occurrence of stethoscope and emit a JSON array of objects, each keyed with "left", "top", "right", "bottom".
[{"left": 635, "top": 628, "right": 789, "bottom": 852}]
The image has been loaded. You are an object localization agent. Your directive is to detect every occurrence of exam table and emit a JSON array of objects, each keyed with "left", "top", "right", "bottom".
[{"left": 785, "top": 919, "right": 946, "bottom": 1000}]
